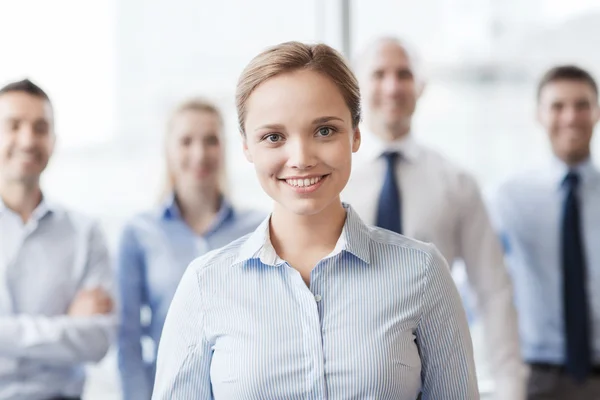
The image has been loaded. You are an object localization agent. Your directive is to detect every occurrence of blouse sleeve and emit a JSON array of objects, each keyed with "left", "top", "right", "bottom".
[
  {"left": 416, "top": 244, "right": 480, "bottom": 399},
  {"left": 151, "top": 265, "right": 213, "bottom": 399}
]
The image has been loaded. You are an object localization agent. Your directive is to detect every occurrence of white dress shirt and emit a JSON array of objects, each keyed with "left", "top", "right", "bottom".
[
  {"left": 343, "top": 134, "right": 526, "bottom": 400},
  {"left": 492, "top": 158, "right": 600, "bottom": 365},
  {"left": 152, "top": 204, "right": 479, "bottom": 399},
  {"left": 0, "top": 197, "right": 116, "bottom": 400}
]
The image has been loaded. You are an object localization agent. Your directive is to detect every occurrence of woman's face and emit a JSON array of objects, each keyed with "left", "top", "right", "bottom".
[
  {"left": 167, "top": 109, "right": 223, "bottom": 192},
  {"left": 242, "top": 69, "right": 361, "bottom": 217}
]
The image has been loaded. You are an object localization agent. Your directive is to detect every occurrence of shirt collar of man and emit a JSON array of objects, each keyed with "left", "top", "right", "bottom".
[
  {"left": 0, "top": 194, "right": 54, "bottom": 222},
  {"left": 235, "top": 203, "right": 371, "bottom": 267},
  {"left": 359, "top": 130, "right": 421, "bottom": 164},
  {"left": 548, "top": 156, "right": 600, "bottom": 191}
]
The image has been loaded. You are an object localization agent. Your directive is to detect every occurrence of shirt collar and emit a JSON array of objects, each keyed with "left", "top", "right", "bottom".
[
  {"left": 161, "top": 193, "right": 235, "bottom": 234},
  {"left": 235, "top": 203, "right": 371, "bottom": 267},
  {"left": 359, "top": 131, "right": 421, "bottom": 163},
  {"left": 548, "top": 156, "right": 600, "bottom": 190},
  {"left": 0, "top": 194, "right": 54, "bottom": 221}
]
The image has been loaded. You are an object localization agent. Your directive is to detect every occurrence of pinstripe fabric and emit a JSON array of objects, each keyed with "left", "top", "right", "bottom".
[{"left": 152, "top": 204, "right": 479, "bottom": 399}]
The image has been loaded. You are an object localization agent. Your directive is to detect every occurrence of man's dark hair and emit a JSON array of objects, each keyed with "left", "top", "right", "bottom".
[
  {"left": 537, "top": 65, "right": 598, "bottom": 101},
  {"left": 0, "top": 79, "right": 51, "bottom": 104}
]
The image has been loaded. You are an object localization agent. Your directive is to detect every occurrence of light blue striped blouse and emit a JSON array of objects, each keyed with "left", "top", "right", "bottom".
[
  {"left": 117, "top": 195, "right": 264, "bottom": 400},
  {"left": 152, "top": 204, "right": 479, "bottom": 400}
]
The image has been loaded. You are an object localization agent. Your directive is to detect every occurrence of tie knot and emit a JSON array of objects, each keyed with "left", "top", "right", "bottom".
[
  {"left": 563, "top": 171, "right": 581, "bottom": 189},
  {"left": 381, "top": 151, "right": 400, "bottom": 165}
]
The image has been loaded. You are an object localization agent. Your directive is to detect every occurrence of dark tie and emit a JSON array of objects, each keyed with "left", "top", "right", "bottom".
[
  {"left": 562, "top": 171, "right": 591, "bottom": 382},
  {"left": 375, "top": 151, "right": 402, "bottom": 234}
]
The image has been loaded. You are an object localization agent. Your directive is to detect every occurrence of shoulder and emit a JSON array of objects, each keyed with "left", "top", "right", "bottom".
[
  {"left": 181, "top": 233, "right": 255, "bottom": 295},
  {"left": 117, "top": 207, "right": 166, "bottom": 241},
  {"left": 415, "top": 144, "right": 480, "bottom": 193},
  {"left": 364, "top": 226, "right": 452, "bottom": 300},
  {"left": 490, "top": 168, "right": 553, "bottom": 229},
  {"left": 232, "top": 208, "right": 268, "bottom": 228},
  {"left": 366, "top": 224, "right": 446, "bottom": 271},
  {"left": 122, "top": 207, "right": 163, "bottom": 230},
  {"left": 47, "top": 203, "right": 105, "bottom": 238},
  {"left": 495, "top": 168, "right": 547, "bottom": 205},
  {"left": 186, "top": 232, "right": 253, "bottom": 278}
]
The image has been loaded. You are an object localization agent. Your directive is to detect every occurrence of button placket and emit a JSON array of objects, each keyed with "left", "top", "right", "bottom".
[
  {"left": 308, "top": 261, "right": 327, "bottom": 399},
  {"left": 283, "top": 262, "right": 327, "bottom": 399}
]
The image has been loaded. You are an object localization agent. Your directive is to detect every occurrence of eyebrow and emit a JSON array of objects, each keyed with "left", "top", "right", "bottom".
[
  {"left": 254, "top": 123, "right": 285, "bottom": 132},
  {"left": 254, "top": 116, "right": 345, "bottom": 132},
  {"left": 312, "top": 116, "right": 344, "bottom": 125}
]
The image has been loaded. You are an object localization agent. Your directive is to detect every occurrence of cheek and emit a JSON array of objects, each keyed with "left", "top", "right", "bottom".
[
  {"left": 206, "top": 146, "right": 223, "bottom": 164},
  {"left": 40, "top": 141, "right": 54, "bottom": 156},
  {"left": 327, "top": 143, "right": 353, "bottom": 171},
  {"left": 577, "top": 114, "right": 596, "bottom": 129},
  {"left": 168, "top": 148, "right": 189, "bottom": 170},
  {"left": 400, "top": 83, "right": 418, "bottom": 100},
  {"left": 541, "top": 115, "right": 560, "bottom": 132},
  {"left": 251, "top": 148, "right": 284, "bottom": 177}
]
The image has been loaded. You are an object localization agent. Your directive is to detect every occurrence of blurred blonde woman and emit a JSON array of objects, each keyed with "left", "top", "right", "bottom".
[
  {"left": 116, "top": 99, "right": 264, "bottom": 400},
  {"left": 153, "top": 43, "right": 478, "bottom": 399}
]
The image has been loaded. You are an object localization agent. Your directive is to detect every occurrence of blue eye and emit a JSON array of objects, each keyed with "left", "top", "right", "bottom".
[
  {"left": 264, "top": 133, "right": 282, "bottom": 143},
  {"left": 317, "top": 127, "right": 333, "bottom": 137}
]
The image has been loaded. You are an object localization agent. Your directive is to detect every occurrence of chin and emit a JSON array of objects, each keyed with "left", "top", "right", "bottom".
[
  {"left": 190, "top": 178, "right": 218, "bottom": 190},
  {"left": 16, "top": 166, "right": 43, "bottom": 177},
  {"left": 277, "top": 196, "right": 340, "bottom": 218}
]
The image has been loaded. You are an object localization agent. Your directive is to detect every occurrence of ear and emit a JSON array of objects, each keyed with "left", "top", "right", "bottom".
[
  {"left": 352, "top": 127, "right": 361, "bottom": 153},
  {"left": 242, "top": 133, "right": 253, "bottom": 163}
]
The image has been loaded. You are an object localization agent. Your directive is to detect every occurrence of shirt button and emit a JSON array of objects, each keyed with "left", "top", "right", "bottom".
[{"left": 314, "top": 294, "right": 322, "bottom": 302}]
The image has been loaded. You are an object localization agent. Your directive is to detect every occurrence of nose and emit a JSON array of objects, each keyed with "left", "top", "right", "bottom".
[
  {"left": 381, "top": 74, "right": 403, "bottom": 96},
  {"left": 287, "top": 137, "right": 316, "bottom": 170},
  {"left": 16, "top": 125, "right": 37, "bottom": 149},
  {"left": 189, "top": 141, "right": 207, "bottom": 163},
  {"left": 561, "top": 105, "right": 579, "bottom": 125}
]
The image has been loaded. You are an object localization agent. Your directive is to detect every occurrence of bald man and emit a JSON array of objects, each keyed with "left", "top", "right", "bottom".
[{"left": 343, "top": 37, "right": 526, "bottom": 400}]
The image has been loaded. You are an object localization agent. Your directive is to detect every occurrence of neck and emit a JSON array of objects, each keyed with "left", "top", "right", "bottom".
[
  {"left": 559, "top": 149, "right": 591, "bottom": 168},
  {"left": 269, "top": 199, "right": 347, "bottom": 260},
  {"left": 0, "top": 179, "right": 42, "bottom": 222},
  {"left": 175, "top": 186, "right": 222, "bottom": 235}
]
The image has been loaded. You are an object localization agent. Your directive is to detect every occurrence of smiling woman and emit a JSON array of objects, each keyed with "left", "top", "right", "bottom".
[
  {"left": 242, "top": 68, "right": 360, "bottom": 217},
  {"left": 152, "top": 41, "right": 479, "bottom": 400}
]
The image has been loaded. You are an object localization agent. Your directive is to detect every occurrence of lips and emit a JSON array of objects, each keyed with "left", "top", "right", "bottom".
[
  {"left": 284, "top": 175, "right": 324, "bottom": 188},
  {"left": 279, "top": 174, "right": 330, "bottom": 193}
]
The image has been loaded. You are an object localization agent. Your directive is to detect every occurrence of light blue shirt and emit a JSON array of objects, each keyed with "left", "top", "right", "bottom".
[
  {"left": 0, "top": 198, "right": 115, "bottom": 400},
  {"left": 492, "top": 158, "right": 600, "bottom": 365},
  {"left": 116, "top": 195, "right": 264, "bottom": 400},
  {"left": 152, "top": 204, "right": 479, "bottom": 400}
]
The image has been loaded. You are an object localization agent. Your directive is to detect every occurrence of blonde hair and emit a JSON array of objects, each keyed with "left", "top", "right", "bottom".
[
  {"left": 235, "top": 41, "right": 361, "bottom": 135},
  {"left": 161, "top": 98, "right": 228, "bottom": 200}
]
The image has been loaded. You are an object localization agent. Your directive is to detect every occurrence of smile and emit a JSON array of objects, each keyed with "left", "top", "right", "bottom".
[
  {"left": 280, "top": 174, "right": 329, "bottom": 193},
  {"left": 285, "top": 176, "right": 324, "bottom": 187}
]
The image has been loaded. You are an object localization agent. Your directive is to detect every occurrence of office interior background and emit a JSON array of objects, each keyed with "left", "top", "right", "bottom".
[{"left": 1, "top": 0, "right": 600, "bottom": 398}]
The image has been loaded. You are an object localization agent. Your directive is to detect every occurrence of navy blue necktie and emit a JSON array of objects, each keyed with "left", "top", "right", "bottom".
[
  {"left": 562, "top": 171, "right": 591, "bottom": 382},
  {"left": 375, "top": 151, "right": 402, "bottom": 234}
]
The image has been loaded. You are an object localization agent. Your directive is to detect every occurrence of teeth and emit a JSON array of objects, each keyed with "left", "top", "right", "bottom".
[{"left": 286, "top": 176, "right": 323, "bottom": 187}]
